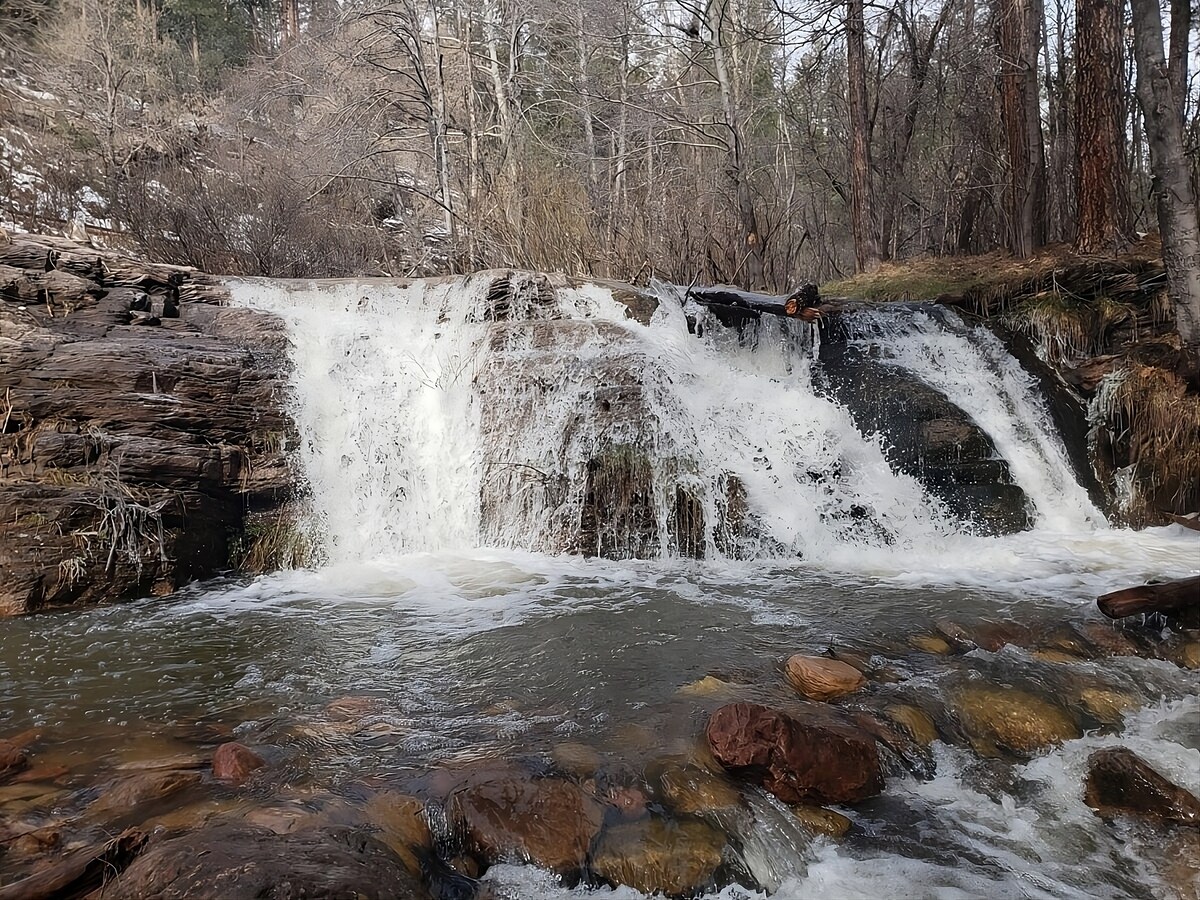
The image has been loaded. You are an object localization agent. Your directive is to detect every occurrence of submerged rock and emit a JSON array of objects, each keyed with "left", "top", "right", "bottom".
[
  {"left": 446, "top": 775, "right": 604, "bottom": 874},
  {"left": 89, "top": 770, "right": 203, "bottom": 820},
  {"left": 952, "top": 684, "right": 1080, "bottom": 756},
  {"left": 211, "top": 742, "right": 265, "bottom": 784},
  {"left": 705, "top": 702, "right": 883, "bottom": 805},
  {"left": 1084, "top": 747, "right": 1200, "bottom": 826},
  {"left": 656, "top": 763, "right": 742, "bottom": 815},
  {"left": 106, "top": 824, "right": 428, "bottom": 899},
  {"left": 590, "top": 815, "right": 725, "bottom": 896},
  {"left": 789, "top": 804, "right": 852, "bottom": 838},
  {"left": 0, "top": 740, "right": 29, "bottom": 783},
  {"left": 362, "top": 791, "right": 432, "bottom": 876},
  {"left": 883, "top": 704, "right": 940, "bottom": 747},
  {"left": 784, "top": 655, "right": 866, "bottom": 701}
]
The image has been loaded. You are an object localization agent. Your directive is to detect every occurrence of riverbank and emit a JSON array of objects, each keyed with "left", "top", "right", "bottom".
[{"left": 824, "top": 238, "right": 1199, "bottom": 527}]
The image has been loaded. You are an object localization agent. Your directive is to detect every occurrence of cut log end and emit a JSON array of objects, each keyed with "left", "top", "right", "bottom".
[{"left": 1097, "top": 575, "right": 1200, "bottom": 619}]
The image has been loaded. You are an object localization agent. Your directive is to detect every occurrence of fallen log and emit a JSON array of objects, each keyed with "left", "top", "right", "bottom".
[
  {"left": 686, "top": 283, "right": 823, "bottom": 327},
  {"left": 1097, "top": 575, "right": 1200, "bottom": 619}
]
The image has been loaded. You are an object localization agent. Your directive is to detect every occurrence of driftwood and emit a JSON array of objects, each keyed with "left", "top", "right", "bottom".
[
  {"left": 1097, "top": 575, "right": 1200, "bottom": 619},
  {"left": 686, "top": 284, "right": 824, "bottom": 328},
  {"left": 1167, "top": 513, "right": 1200, "bottom": 533}
]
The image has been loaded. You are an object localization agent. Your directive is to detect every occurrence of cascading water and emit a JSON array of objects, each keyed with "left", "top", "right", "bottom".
[{"left": 228, "top": 275, "right": 1098, "bottom": 565}]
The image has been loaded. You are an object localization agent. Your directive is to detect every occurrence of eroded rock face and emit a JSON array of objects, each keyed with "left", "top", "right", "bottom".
[
  {"left": 816, "top": 315, "right": 1032, "bottom": 536},
  {"left": 106, "top": 824, "right": 428, "bottom": 899},
  {"left": 590, "top": 815, "right": 725, "bottom": 896},
  {"left": 1084, "top": 747, "right": 1200, "bottom": 826},
  {"left": 705, "top": 702, "right": 883, "bottom": 805},
  {"left": 784, "top": 655, "right": 866, "bottom": 701},
  {"left": 0, "top": 233, "right": 297, "bottom": 615},
  {"left": 445, "top": 775, "right": 604, "bottom": 874}
]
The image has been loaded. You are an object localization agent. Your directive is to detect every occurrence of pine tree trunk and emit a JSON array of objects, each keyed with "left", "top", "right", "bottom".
[
  {"left": 1130, "top": 0, "right": 1200, "bottom": 372},
  {"left": 1075, "top": 0, "right": 1130, "bottom": 254},
  {"left": 847, "top": 0, "right": 880, "bottom": 273},
  {"left": 996, "top": 0, "right": 1048, "bottom": 257}
]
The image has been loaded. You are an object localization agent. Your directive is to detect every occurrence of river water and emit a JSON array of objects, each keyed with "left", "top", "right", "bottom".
[{"left": 1, "top": 275, "right": 1197, "bottom": 898}]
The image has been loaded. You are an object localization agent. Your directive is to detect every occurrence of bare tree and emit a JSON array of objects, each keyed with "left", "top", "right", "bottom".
[
  {"left": 1129, "top": 0, "right": 1200, "bottom": 373},
  {"left": 847, "top": 0, "right": 880, "bottom": 272}
]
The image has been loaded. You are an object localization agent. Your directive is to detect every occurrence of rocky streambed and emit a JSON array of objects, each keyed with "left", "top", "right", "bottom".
[{"left": 1, "top": 584, "right": 1197, "bottom": 899}]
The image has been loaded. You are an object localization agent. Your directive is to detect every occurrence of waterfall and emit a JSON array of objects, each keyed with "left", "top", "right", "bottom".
[{"left": 228, "top": 275, "right": 1101, "bottom": 564}]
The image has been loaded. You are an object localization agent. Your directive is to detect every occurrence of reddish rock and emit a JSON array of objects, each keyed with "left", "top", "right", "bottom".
[
  {"left": 446, "top": 775, "right": 604, "bottom": 874},
  {"left": 705, "top": 702, "right": 883, "bottom": 805},
  {"left": 212, "top": 742, "right": 266, "bottom": 784},
  {"left": 1084, "top": 747, "right": 1200, "bottom": 826}
]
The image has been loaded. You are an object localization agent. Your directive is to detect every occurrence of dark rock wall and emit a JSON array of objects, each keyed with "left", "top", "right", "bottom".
[{"left": 0, "top": 233, "right": 297, "bottom": 615}]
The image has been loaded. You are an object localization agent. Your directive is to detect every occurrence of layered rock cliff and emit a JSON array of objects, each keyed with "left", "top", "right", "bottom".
[{"left": 0, "top": 232, "right": 297, "bottom": 615}]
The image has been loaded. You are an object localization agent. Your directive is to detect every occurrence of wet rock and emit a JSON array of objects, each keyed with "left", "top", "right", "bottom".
[
  {"left": 1076, "top": 621, "right": 1145, "bottom": 657},
  {"left": 1031, "top": 648, "right": 1085, "bottom": 664},
  {"left": 952, "top": 684, "right": 1081, "bottom": 756},
  {"left": 362, "top": 791, "right": 431, "bottom": 876},
  {"left": 883, "top": 704, "right": 940, "bottom": 747},
  {"left": 8, "top": 825, "right": 62, "bottom": 858},
  {"left": 0, "top": 827, "right": 147, "bottom": 900},
  {"left": 89, "top": 770, "right": 202, "bottom": 819},
  {"left": 105, "top": 824, "right": 428, "bottom": 899},
  {"left": 851, "top": 711, "right": 935, "bottom": 780},
  {"left": 790, "top": 804, "right": 852, "bottom": 838},
  {"left": 0, "top": 740, "right": 29, "bottom": 782},
  {"left": 784, "top": 655, "right": 866, "bottom": 701},
  {"left": 211, "top": 742, "right": 265, "bottom": 784},
  {"left": 1077, "top": 688, "right": 1138, "bottom": 727},
  {"left": 590, "top": 815, "right": 725, "bottom": 896},
  {"left": 657, "top": 764, "right": 742, "bottom": 815},
  {"left": 551, "top": 742, "right": 603, "bottom": 778},
  {"left": 446, "top": 775, "right": 604, "bottom": 874},
  {"left": 706, "top": 702, "right": 883, "bottom": 805},
  {"left": 909, "top": 634, "right": 953, "bottom": 655},
  {"left": 677, "top": 675, "right": 739, "bottom": 699},
  {"left": 1084, "top": 747, "right": 1200, "bottom": 826},
  {"left": 604, "top": 784, "right": 649, "bottom": 820}
]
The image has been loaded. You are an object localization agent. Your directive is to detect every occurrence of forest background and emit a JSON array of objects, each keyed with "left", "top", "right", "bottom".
[{"left": 0, "top": 0, "right": 1196, "bottom": 302}]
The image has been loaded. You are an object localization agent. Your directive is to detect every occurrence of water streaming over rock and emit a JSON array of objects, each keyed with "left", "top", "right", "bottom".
[{"left": 228, "top": 275, "right": 1096, "bottom": 564}]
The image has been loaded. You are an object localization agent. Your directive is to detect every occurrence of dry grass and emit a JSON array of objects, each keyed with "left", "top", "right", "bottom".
[
  {"left": 233, "top": 513, "right": 312, "bottom": 573},
  {"left": 822, "top": 238, "right": 1166, "bottom": 315},
  {"left": 1091, "top": 364, "right": 1200, "bottom": 524}
]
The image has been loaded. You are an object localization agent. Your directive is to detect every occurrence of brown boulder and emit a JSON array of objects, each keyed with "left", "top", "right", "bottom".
[
  {"left": 211, "top": 742, "right": 265, "bottom": 784},
  {"left": 446, "top": 775, "right": 604, "bottom": 873},
  {"left": 590, "top": 816, "right": 725, "bottom": 895},
  {"left": 790, "top": 804, "right": 852, "bottom": 838},
  {"left": 705, "top": 702, "right": 883, "bottom": 805},
  {"left": 1084, "top": 747, "right": 1200, "bottom": 826},
  {"left": 952, "top": 684, "right": 1080, "bottom": 756},
  {"left": 657, "top": 764, "right": 742, "bottom": 815},
  {"left": 0, "top": 741, "right": 29, "bottom": 782},
  {"left": 104, "top": 824, "right": 427, "bottom": 899},
  {"left": 362, "top": 791, "right": 432, "bottom": 876},
  {"left": 784, "top": 655, "right": 866, "bottom": 701},
  {"left": 89, "top": 770, "right": 202, "bottom": 819}
]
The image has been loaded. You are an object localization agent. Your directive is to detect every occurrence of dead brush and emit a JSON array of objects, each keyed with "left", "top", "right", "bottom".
[
  {"left": 74, "top": 467, "right": 172, "bottom": 575},
  {"left": 1092, "top": 364, "right": 1200, "bottom": 521}
]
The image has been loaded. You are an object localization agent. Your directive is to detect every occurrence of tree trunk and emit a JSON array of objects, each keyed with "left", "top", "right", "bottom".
[
  {"left": 1168, "top": 0, "right": 1191, "bottom": 122},
  {"left": 1130, "top": 0, "right": 1200, "bottom": 373},
  {"left": 1098, "top": 575, "right": 1200, "bottom": 619},
  {"left": 995, "top": 0, "right": 1048, "bottom": 257},
  {"left": 1075, "top": 0, "right": 1130, "bottom": 254},
  {"left": 847, "top": 0, "right": 880, "bottom": 273},
  {"left": 707, "top": 0, "right": 765, "bottom": 288}
]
